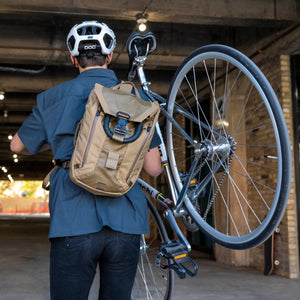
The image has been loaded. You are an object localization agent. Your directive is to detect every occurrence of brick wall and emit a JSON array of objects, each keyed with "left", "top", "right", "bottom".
[
  {"left": 247, "top": 55, "right": 299, "bottom": 278},
  {"left": 271, "top": 55, "right": 298, "bottom": 278}
]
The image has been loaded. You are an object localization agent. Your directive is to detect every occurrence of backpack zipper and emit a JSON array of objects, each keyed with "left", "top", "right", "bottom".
[
  {"left": 81, "top": 110, "right": 100, "bottom": 167},
  {"left": 126, "top": 126, "right": 151, "bottom": 182}
]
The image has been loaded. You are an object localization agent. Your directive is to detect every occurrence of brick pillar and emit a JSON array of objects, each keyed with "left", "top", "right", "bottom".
[
  {"left": 214, "top": 95, "right": 250, "bottom": 267},
  {"left": 246, "top": 55, "right": 299, "bottom": 278},
  {"left": 276, "top": 55, "right": 299, "bottom": 278}
]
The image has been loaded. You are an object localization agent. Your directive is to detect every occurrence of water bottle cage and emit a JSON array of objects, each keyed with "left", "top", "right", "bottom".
[{"left": 156, "top": 240, "right": 198, "bottom": 279}]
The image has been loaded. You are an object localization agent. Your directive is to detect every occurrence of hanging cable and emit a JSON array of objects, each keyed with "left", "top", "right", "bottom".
[{"left": 0, "top": 66, "right": 46, "bottom": 74}]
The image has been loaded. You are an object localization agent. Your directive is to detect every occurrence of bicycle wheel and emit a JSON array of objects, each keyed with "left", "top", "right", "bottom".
[
  {"left": 131, "top": 196, "right": 174, "bottom": 299},
  {"left": 166, "top": 44, "right": 291, "bottom": 250}
]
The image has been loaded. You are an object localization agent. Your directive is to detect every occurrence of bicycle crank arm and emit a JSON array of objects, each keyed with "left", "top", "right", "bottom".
[
  {"left": 164, "top": 209, "right": 191, "bottom": 251},
  {"left": 156, "top": 239, "right": 198, "bottom": 279}
]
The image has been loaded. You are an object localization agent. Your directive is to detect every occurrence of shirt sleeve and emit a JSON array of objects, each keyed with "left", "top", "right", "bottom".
[
  {"left": 17, "top": 104, "right": 48, "bottom": 155},
  {"left": 149, "top": 127, "right": 161, "bottom": 149}
]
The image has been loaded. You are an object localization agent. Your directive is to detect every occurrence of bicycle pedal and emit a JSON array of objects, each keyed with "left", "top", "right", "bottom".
[{"left": 157, "top": 240, "right": 198, "bottom": 279}]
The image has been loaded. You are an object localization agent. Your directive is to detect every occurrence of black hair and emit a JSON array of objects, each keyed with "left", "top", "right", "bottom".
[{"left": 76, "top": 53, "right": 107, "bottom": 68}]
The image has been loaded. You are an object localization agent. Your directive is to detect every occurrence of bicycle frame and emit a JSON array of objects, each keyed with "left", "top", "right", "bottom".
[
  {"left": 139, "top": 71, "right": 231, "bottom": 212},
  {"left": 141, "top": 86, "right": 226, "bottom": 216},
  {"left": 133, "top": 48, "right": 243, "bottom": 279}
]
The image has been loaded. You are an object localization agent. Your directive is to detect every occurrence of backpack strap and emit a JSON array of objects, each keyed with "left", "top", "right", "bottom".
[
  {"left": 42, "top": 160, "right": 70, "bottom": 190},
  {"left": 112, "top": 81, "right": 141, "bottom": 98}
]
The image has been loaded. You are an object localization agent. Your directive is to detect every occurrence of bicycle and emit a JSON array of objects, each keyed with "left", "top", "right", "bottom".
[{"left": 126, "top": 32, "right": 292, "bottom": 300}]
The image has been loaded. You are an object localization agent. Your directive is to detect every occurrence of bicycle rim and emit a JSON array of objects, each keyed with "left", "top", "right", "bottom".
[
  {"left": 166, "top": 44, "right": 291, "bottom": 249},
  {"left": 131, "top": 196, "right": 174, "bottom": 299}
]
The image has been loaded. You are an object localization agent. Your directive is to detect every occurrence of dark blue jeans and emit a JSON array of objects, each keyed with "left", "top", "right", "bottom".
[{"left": 50, "top": 227, "right": 140, "bottom": 300}]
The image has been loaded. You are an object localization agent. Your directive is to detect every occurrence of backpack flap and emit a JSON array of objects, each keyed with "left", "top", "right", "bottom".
[
  {"left": 94, "top": 83, "right": 159, "bottom": 143},
  {"left": 95, "top": 83, "right": 159, "bottom": 123}
]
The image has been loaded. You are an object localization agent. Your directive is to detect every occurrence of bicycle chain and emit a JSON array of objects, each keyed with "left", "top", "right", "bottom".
[
  {"left": 183, "top": 137, "right": 237, "bottom": 224},
  {"left": 202, "top": 136, "right": 237, "bottom": 221}
]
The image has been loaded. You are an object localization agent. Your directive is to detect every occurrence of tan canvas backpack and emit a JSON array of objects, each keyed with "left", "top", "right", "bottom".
[{"left": 67, "top": 81, "right": 160, "bottom": 196}]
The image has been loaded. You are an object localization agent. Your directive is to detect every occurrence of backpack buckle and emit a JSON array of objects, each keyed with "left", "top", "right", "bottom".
[{"left": 113, "top": 112, "right": 130, "bottom": 136}]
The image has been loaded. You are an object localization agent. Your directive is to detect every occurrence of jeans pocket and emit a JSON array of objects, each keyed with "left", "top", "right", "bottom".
[
  {"left": 51, "top": 234, "right": 90, "bottom": 251},
  {"left": 64, "top": 234, "right": 90, "bottom": 249},
  {"left": 115, "top": 232, "right": 141, "bottom": 261},
  {"left": 118, "top": 232, "right": 140, "bottom": 244}
]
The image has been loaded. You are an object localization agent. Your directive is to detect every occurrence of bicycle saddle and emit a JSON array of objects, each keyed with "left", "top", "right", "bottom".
[{"left": 126, "top": 31, "right": 157, "bottom": 58}]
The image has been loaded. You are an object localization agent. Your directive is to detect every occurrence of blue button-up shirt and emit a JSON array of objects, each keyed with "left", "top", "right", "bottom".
[{"left": 18, "top": 68, "right": 160, "bottom": 238}]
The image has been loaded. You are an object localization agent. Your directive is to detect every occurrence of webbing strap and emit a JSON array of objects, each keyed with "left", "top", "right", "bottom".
[
  {"left": 112, "top": 132, "right": 124, "bottom": 143},
  {"left": 42, "top": 160, "right": 70, "bottom": 190},
  {"left": 105, "top": 151, "right": 119, "bottom": 170},
  {"left": 42, "top": 166, "right": 59, "bottom": 191}
]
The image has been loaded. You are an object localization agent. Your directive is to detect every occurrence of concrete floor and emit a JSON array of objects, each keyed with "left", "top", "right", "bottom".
[{"left": 1, "top": 216, "right": 300, "bottom": 300}]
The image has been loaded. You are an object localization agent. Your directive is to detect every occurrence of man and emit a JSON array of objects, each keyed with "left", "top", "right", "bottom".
[{"left": 10, "top": 21, "right": 163, "bottom": 300}]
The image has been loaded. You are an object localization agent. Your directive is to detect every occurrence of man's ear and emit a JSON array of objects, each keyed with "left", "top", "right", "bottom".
[
  {"left": 106, "top": 52, "right": 113, "bottom": 65},
  {"left": 70, "top": 55, "right": 79, "bottom": 68}
]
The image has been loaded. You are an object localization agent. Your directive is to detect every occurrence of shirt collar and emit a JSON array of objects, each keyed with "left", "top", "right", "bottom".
[{"left": 78, "top": 68, "right": 118, "bottom": 80}]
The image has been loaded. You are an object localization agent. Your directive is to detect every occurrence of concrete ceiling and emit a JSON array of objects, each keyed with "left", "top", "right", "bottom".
[{"left": 0, "top": 0, "right": 300, "bottom": 180}]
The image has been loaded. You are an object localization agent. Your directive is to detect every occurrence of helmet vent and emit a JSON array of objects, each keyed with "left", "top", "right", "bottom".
[
  {"left": 103, "top": 34, "right": 113, "bottom": 48},
  {"left": 77, "top": 26, "right": 101, "bottom": 36},
  {"left": 68, "top": 36, "right": 76, "bottom": 51}
]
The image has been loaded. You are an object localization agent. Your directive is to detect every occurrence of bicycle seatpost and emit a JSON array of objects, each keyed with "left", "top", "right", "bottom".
[{"left": 134, "top": 58, "right": 151, "bottom": 92}]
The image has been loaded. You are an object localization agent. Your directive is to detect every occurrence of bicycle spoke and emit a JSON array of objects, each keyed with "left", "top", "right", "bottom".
[
  {"left": 145, "top": 252, "right": 161, "bottom": 299},
  {"left": 229, "top": 175, "right": 252, "bottom": 233},
  {"left": 205, "top": 161, "right": 240, "bottom": 236},
  {"left": 233, "top": 100, "right": 266, "bottom": 135},
  {"left": 232, "top": 84, "right": 254, "bottom": 137},
  {"left": 233, "top": 123, "right": 271, "bottom": 137},
  {"left": 233, "top": 153, "right": 271, "bottom": 210},
  {"left": 182, "top": 76, "right": 209, "bottom": 140},
  {"left": 132, "top": 200, "right": 172, "bottom": 299},
  {"left": 236, "top": 157, "right": 278, "bottom": 172},
  {"left": 227, "top": 170, "right": 263, "bottom": 227},
  {"left": 192, "top": 66, "right": 204, "bottom": 142},
  {"left": 203, "top": 60, "right": 227, "bottom": 137},
  {"left": 229, "top": 166, "right": 276, "bottom": 193},
  {"left": 206, "top": 156, "right": 263, "bottom": 235},
  {"left": 237, "top": 143, "right": 277, "bottom": 148}
]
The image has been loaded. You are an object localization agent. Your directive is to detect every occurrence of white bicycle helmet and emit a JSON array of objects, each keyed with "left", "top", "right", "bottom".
[{"left": 67, "top": 21, "right": 116, "bottom": 56}]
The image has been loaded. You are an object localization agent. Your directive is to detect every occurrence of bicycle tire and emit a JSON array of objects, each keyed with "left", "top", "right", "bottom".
[
  {"left": 131, "top": 196, "right": 174, "bottom": 299},
  {"left": 166, "top": 44, "right": 291, "bottom": 249}
]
